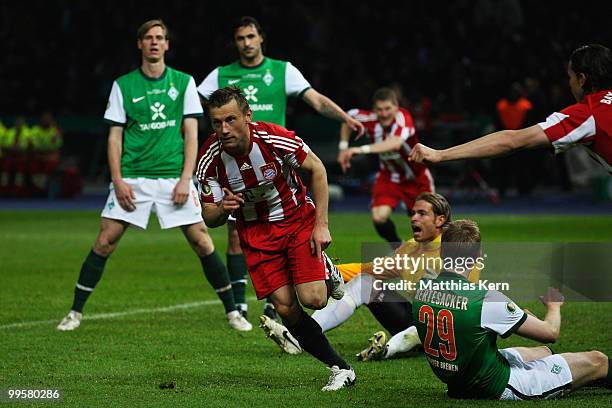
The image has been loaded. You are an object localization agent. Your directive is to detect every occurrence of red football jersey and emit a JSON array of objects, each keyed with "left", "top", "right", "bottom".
[
  {"left": 348, "top": 107, "right": 428, "bottom": 183},
  {"left": 538, "top": 89, "right": 612, "bottom": 173},
  {"left": 196, "top": 122, "right": 311, "bottom": 222}
]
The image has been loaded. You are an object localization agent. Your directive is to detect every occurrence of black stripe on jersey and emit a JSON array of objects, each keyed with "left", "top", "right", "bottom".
[
  {"left": 501, "top": 312, "right": 528, "bottom": 339},
  {"left": 104, "top": 119, "right": 127, "bottom": 127},
  {"left": 183, "top": 113, "right": 204, "bottom": 118},
  {"left": 505, "top": 382, "right": 571, "bottom": 400},
  {"left": 297, "top": 86, "right": 312, "bottom": 99}
]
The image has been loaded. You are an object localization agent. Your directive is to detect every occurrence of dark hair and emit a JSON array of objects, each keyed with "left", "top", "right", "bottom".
[
  {"left": 440, "top": 219, "right": 481, "bottom": 263},
  {"left": 372, "top": 87, "right": 399, "bottom": 105},
  {"left": 206, "top": 86, "right": 250, "bottom": 114},
  {"left": 414, "top": 192, "right": 451, "bottom": 227},
  {"left": 233, "top": 16, "right": 264, "bottom": 38},
  {"left": 137, "top": 19, "right": 168, "bottom": 40},
  {"left": 569, "top": 44, "right": 612, "bottom": 94}
]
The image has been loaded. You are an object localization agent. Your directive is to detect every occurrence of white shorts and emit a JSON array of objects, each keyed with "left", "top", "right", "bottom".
[
  {"left": 499, "top": 348, "right": 573, "bottom": 400},
  {"left": 101, "top": 178, "right": 203, "bottom": 229}
]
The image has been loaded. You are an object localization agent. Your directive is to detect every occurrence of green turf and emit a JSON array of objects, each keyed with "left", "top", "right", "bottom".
[{"left": 0, "top": 211, "right": 611, "bottom": 407}]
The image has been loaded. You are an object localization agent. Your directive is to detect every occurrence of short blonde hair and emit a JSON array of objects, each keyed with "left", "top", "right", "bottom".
[
  {"left": 441, "top": 219, "right": 481, "bottom": 262},
  {"left": 137, "top": 19, "right": 168, "bottom": 40}
]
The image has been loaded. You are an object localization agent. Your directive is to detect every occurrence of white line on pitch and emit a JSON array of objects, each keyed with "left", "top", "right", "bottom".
[{"left": 0, "top": 298, "right": 255, "bottom": 330}]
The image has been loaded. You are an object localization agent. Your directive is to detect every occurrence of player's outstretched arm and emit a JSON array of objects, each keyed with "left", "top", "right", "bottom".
[
  {"left": 108, "top": 126, "right": 135, "bottom": 211},
  {"left": 515, "top": 287, "right": 564, "bottom": 343},
  {"left": 300, "top": 151, "right": 331, "bottom": 259},
  {"left": 302, "top": 88, "right": 365, "bottom": 137},
  {"left": 409, "top": 125, "right": 550, "bottom": 165}
]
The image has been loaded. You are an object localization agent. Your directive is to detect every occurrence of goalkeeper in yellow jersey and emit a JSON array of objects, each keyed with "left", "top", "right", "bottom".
[{"left": 260, "top": 192, "right": 479, "bottom": 358}]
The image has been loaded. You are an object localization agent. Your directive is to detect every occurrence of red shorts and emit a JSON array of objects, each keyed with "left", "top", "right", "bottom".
[
  {"left": 371, "top": 169, "right": 434, "bottom": 211},
  {"left": 237, "top": 203, "right": 327, "bottom": 299}
]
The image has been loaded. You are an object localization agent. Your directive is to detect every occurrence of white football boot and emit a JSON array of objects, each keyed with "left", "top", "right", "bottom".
[
  {"left": 227, "top": 310, "right": 252, "bottom": 331},
  {"left": 259, "top": 315, "right": 302, "bottom": 354},
  {"left": 56, "top": 310, "right": 82, "bottom": 331},
  {"left": 321, "top": 365, "right": 356, "bottom": 391},
  {"left": 323, "top": 252, "right": 345, "bottom": 300}
]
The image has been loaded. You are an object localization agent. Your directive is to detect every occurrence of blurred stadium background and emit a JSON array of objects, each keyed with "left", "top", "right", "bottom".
[{"left": 1, "top": 0, "right": 611, "bottom": 210}]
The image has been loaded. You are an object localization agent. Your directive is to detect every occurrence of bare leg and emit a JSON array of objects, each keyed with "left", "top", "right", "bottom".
[
  {"left": 181, "top": 221, "right": 215, "bottom": 256},
  {"left": 561, "top": 351, "right": 609, "bottom": 390},
  {"left": 93, "top": 217, "right": 129, "bottom": 256},
  {"left": 295, "top": 280, "right": 328, "bottom": 311}
]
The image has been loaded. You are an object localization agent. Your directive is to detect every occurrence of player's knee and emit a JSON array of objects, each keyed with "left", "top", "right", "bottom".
[
  {"left": 372, "top": 212, "right": 389, "bottom": 225},
  {"left": 274, "top": 302, "right": 298, "bottom": 320},
  {"left": 588, "top": 350, "right": 608, "bottom": 369},
  {"left": 300, "top": 292, "right": 328, "bottom": 310},
  {"left": 191, "top": 230, "right": 214, "bottom": 257},
  {"left": 93, "top": 236, "right": 116, "bottom": 257}
]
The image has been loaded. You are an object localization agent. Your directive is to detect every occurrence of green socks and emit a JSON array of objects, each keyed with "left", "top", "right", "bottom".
[
  {"left": 227, "top": 253, "right": 247, "bottom": 310},
  {"left": 200, "top": 251, "right": 236, "bottom": 314},
  {"left": 71, "top": 249, "right": 108, "bottom": 312}
]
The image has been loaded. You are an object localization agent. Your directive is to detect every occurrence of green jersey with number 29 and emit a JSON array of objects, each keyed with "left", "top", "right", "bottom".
[{"left": 413, "top": 272, "right": 527, "bottom": 399}]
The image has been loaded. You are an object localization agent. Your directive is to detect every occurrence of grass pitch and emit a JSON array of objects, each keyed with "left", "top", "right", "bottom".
[{"left": 1, "top": 211, "right": 611, "bottom": 407}]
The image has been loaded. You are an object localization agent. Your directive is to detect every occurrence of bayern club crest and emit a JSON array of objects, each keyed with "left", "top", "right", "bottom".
[{"left": 260, "top": 163, "right": 277, "bottom": 180}]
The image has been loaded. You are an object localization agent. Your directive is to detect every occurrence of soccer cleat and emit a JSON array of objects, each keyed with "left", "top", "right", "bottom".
[
  {"left": 356, "top": 331, "right": 388, "bottom": 361},
  {"left": 321, "top": 365, "right": 356, "bottom": 391},
  {"left": 263, "top": 303, "right": 279, "bottom": 321},
  {"left": 227, "top": 310, "right": 252, "bottom": 331},
  {"left": 56, "top": 310, "right": 82, "bottom": 331},
  {"left": 323, "top": 252, "right": 345, "bottom": 300},
  {"left": 258, "top": 315, "right": 302, "bottom": 354}
]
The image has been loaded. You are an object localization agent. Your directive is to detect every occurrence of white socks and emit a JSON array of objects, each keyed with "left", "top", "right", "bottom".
[
  {"left": 312, "top": 273, "right": 375, "bottom": 332},
  {"left": 384, "top": 325, "right": 421, "bottom": 359}
]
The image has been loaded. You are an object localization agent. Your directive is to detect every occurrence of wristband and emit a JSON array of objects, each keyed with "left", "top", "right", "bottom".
[
  {"left": 338, "top": 141, "right": 349, "bottom": 150},
  {"left": 360, "top": 145, "right": 371, "bottom": 154}
]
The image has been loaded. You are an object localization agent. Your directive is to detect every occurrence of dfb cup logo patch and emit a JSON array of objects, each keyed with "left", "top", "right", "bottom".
[{"left": 260, "top": 163, "right": 277, "bottom": 180}]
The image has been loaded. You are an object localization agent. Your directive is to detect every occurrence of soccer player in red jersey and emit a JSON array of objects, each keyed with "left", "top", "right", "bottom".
[
  {"left": 196, "top": 87, "right": 355, "bottom": 391},
  {"left": 338, "top": 88, "right": 435, "bottom": 246},
  {"left": 409, "top": 44, "right": 612, "bottom": 174}
]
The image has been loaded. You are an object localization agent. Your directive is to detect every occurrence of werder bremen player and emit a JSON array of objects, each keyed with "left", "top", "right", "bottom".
[
  {"left": 413, "top": 220, "right": 612, "bottom": 400},
  {"left": 197, "top": 16, "right": 364, "bottom": 321},
  {"left": 57, "top": 19, "right": 251, "bottom": 332}
]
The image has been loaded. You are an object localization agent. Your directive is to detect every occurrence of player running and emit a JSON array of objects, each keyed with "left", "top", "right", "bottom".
[
  {"left": 198, "top": 16, "right": 364, "bottom": 321},
  {"left": 337, "top": 88, "right": 434, "bottom": 248},
  {"left": 413, "top": 219, "right": 612, "bottom": 400},
  {"left": 197, "top": 87, "right": 353, "bottom": 391},
  {"left": 409, "top": 44, "right": 612, "bottom": 174}
]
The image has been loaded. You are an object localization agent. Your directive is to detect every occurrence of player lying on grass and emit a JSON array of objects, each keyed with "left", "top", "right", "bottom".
[
  {"left": 197, "top": 87, "right": 353, "bottom": 391},
  {"left": 413, "top": 219, "right": 612, "bottom": 400},
  {"left": 260, "top": 192, "right": 479, "bottom": 360},
  {"left": 409, "top": 44, "right": 612, "bottom": 173}
]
